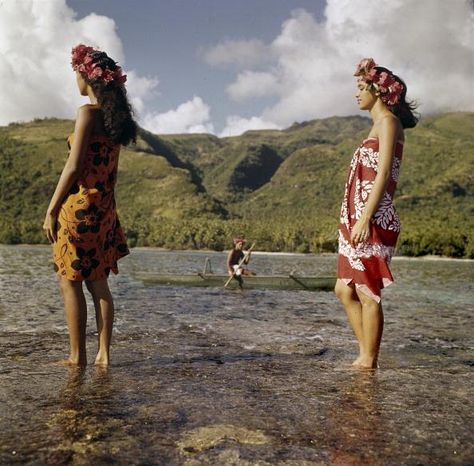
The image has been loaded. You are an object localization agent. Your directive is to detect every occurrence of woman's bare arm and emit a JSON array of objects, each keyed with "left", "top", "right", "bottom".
[
  {"left": 351, "top": 115, "right": 398, "bottom": 246},
  {"left": 43, "top": 105, "right": 95, "bottom": 242},
  {"left": 227, "top": 250, "right": 234, "bottom": 274}
]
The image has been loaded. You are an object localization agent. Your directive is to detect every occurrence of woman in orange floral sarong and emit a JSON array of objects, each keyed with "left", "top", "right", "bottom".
[
  {"left": 43, "top": 44, "right": 136, "bottom": 366},
  {"left": 334, "top": 58, "right": 418, "bottom": 369}
]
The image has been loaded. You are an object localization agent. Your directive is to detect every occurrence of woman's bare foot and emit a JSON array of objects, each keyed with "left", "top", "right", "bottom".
[
  {"left": 354, "top": 356, "right": 378, "bottom": 369},
  {"left": 95, "top": 351, "right": 110, "bottom": 366},
  {"left": 352, "top": 355, "right": 364, "bottom": 366},
  {"left": 94, "top": 365, "right": 109, "bottom": 377},
  {"left": 55, "top": 357, "right": 87, "bottom": 366}
]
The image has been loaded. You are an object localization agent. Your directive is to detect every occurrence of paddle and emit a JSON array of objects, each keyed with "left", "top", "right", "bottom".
[{"left": 224, "top": 242, "right": 255, "bottom": 288}]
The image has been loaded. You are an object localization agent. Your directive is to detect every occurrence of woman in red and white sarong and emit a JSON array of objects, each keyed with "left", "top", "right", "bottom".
[{"left": 335, "top": 58, "right": 418, "bottom": 369}]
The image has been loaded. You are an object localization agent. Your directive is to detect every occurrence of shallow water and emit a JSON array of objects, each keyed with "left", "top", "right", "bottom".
[{"left": 0, "top": 245, "right": 473, "bottom": 465}]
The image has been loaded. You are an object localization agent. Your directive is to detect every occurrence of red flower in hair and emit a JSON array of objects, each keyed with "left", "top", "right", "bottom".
[
  {"left": 354, "top": 58, "right": 377, "bottom": 77},
  {"left": 354, "top": 57, "right": 404, "bottom": 107},
  {"left": 378, "top": 72, "right": 393, "bottom": 88},
  {"left": 89, "top": 66, "right": 103, "bottom": 79},
  {"left": 71, "top": 44, "right": 127, "bottom": 85}
]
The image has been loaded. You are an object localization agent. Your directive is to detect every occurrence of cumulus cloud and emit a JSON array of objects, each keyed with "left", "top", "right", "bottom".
[
  {"left": 125, "top": 71, "right": 159, "bottom": 116},
  {"left": 2, "top": 0, "right": 472, "bottom": 137},
  {"left": 202, "top": 39, "right": 270, "bottom": 67},
  {"left": 141, "top": 96, "right": 214, "bottom": 134},
  {"left": 209, "top": 0, "right": 474, "bottom": 132},
  {"left": 220, "top": 116, "right": 280, "bottom": 137},
  {"left": 0, "top": 0, "right": 157, "bottom": 125},
  {"left": 227, "top": 71, "right": 280, "bottom": 102}
]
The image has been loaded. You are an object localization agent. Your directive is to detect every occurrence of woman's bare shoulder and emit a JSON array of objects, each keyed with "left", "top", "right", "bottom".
[
  {"left": 77, "top": 104, "right": 101, "bottom": 116},
  {"left": 76, "top": 104, "right": 100, "bottom": 121},
  {"left": 374, "top": 113, "right": 403, "bottom": 139},
  {"left": 76, "top": 105, "right": 105, "bottom": 135}
]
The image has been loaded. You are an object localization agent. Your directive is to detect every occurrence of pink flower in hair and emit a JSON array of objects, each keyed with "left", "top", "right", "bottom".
[
  {"left": 114, "top": 68, "right": 127, "bottom": 84},
  {"left": 384, "top": 81, "right": 404, "bottom": 106},
  {"left": 71, "top": 43, "right": 127, "bottom": 86},
  {"left": 377, "top": 72, "right": 389, "bottom": 87},
  {"left": 366, "top": 68, "right": 378, "bottom": 82},
  {"left": 354, "top": 57, "right": 376, "bottom": 77},
  {"left": 71, "top": 44, "right": 94, "bottom": 69},
  {"left": 89, "top": 66, "right": 103, "bottom": 79},
  {"left": 354, "top": 57, "right": 404, "bottom": 108},
  {"left": 391, "top": 81, "right": 403, "bottom": 95},
  {"left": 102, "top": 69, "right": 115, "bottom": 83}
]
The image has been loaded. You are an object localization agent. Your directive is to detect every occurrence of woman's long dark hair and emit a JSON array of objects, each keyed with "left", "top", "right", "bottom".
[
  {"left": 375, "top": 66, "right": 419, "bottom": 129},
  {"left": 84, "top": 51, "right": 137, "bottom": 145}
]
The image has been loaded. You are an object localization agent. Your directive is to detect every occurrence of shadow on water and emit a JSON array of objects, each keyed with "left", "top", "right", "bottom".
[{"left": 0, "top": 246, "right": 473, "bottom": 465}]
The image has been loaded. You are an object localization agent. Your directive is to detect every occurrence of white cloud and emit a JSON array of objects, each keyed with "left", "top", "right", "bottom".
[
  {"left": 142, "top": 96, "right": 214, "bottom": 134},
  {"left": 202, "top": 39, "right": 270, "bottom": 67},
  {"left": 125, "top": 71, "right": 159, "bottom": 116},
  {"left": 220, "top": 116, "right": 280, "bottom": 137},
  {"left": 1, "top": 0, "right": 472, "bottom": 137},
  {"left": 0, "top": 0, "right": 157, "bottom": 125},
  {"left": 215, "top": 0, "right": 474, "bottom": 131},
  {"left": 227, "top": 71, "right": 280, "bottom": 102}
]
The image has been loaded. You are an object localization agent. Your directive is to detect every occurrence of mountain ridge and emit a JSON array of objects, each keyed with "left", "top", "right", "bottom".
[{"left": 0, "top": 112, "right": 472, "bottom": 257}]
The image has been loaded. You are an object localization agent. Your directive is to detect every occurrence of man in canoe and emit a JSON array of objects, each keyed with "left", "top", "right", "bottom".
[{"left": 226, "top": 238, "right": 255, "bottom": 288}]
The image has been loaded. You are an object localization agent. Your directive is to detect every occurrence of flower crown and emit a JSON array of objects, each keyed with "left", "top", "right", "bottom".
[
  {"left": 71, "top": 44, "right": 127, "bottom": 85},
  {"left": 354, "top": 58, "right": 404, "bottom": 107},
  {"left": 233, "top": 237, "right": 246, "bottom": 245}
]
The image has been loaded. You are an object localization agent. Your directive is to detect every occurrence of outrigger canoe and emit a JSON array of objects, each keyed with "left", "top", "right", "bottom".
[{"left": 134, "top": 272, "right": 336, "bottom": 291}]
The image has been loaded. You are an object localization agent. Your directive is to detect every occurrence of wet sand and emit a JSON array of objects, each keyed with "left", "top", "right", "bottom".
[{"left": 0, "top": 246, "right": 473, "bottom": 465}]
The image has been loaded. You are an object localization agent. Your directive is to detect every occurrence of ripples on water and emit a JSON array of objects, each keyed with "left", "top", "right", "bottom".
[{"left": 0, "top": 245, "right": 473, "bottom": 465}]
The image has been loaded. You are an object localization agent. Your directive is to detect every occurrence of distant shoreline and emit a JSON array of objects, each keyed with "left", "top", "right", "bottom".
[{"left": 1, "top": 243, "right": 472, "bottom": 261}]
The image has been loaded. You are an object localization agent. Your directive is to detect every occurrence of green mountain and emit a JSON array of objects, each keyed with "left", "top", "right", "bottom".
[{"left": 1, "top": 112, "right": 473, "bottom": 257}]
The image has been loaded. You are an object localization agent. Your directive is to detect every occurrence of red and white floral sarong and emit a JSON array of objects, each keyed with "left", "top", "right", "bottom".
[{"left": 337, "top": 137, "right": 403, "bottom": 302}]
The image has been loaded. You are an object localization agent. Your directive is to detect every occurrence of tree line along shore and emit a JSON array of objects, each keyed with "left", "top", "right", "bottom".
[{"left": 1, "top": 112, "right": 472, "bottom": 258}]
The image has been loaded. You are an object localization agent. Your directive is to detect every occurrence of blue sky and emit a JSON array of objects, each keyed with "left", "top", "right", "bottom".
[
  {"left": 67, "top": 0, "right": 326, "bottom": 132},
  {"left": 68, "top": 0, "right": 326, "bottom": 133},
  {"left": 0, "top": 0, "right": 472, "bottom": 135}
]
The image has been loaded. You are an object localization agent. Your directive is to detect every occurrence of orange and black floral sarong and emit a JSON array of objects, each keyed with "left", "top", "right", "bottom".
[{"left": 53, "top": 134, "right": 129, "bottom": 281}]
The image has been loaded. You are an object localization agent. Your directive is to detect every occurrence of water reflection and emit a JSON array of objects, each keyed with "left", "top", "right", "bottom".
[
  {"left": 47, "top": 366, "right": 120, "bottom": 465},
  {"left": 1, "top": 246, "right": 473, "bottom": 465},
  {"left": 327, "top": 371, "right": 383, "bottom": 466},
  {"left": 61, "top": 366, "right": 87, "bottom": 409}
]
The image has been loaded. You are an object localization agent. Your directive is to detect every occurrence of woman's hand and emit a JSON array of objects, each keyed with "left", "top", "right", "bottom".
[
  {"left": 350, "top": 218, "right": 371, "bottom": 247},
  {"left": 43, "top": 211, "right": 58, "bottom": 244}
]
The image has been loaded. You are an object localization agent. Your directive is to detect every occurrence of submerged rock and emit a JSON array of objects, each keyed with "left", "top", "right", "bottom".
[{"left": 178, "top": 424, "right": 271, "bottom": 454}]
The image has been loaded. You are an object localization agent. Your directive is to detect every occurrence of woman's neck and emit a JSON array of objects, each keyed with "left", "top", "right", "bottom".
[
  {"left": 87, "top": 88, "right": 98, "bottom": 105},
  {"left": 369, "top": 99, "right": 392, "bottom": 123}
]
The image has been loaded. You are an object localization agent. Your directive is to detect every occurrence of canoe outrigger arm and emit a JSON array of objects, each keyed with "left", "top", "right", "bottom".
[
  {"left": 202, "top": 257, "right": 213, "bottom": 275},
  {"left": 289, "top": 272, "right": 311, "bottom": 290}
]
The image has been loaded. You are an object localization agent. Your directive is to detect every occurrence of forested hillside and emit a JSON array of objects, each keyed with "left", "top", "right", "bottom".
[{"left": 1, "top": 112, "right": 472, "bottom": 256}]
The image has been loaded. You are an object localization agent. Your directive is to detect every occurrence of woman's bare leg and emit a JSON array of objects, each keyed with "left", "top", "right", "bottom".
[
  {"left": 356, "top": 288, "right": 384, "bottom": 369},
  {"left": 85, "top": 279, "right": 114, "bottom": 366},
  {"left": 58, "top": 277, "right": 87, "bottom": 366},
  {"left": 334, "top": 279, "right": 364, "bottom": 365}
]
